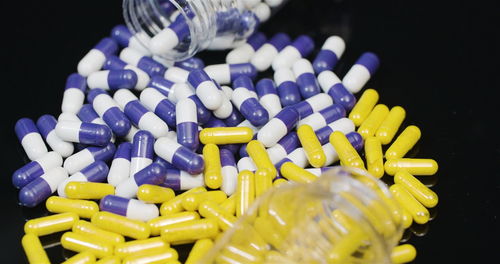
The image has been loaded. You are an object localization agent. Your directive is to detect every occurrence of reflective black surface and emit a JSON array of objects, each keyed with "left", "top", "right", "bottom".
[{"left": 1, "top": 0, "right": 498, "bottom": 262}]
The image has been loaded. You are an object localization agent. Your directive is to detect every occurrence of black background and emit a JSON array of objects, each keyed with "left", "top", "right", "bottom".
[{"left": 1, "top": 0, "right": 499, "bottom": 263}]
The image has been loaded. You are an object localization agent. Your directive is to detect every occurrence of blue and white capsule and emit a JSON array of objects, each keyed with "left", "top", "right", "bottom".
[
  {"left": 346, "top": 132, "right": 364, "bottom": 151},
  {"left": 272, "top": 35, "right": 315, "bottom": 70},
  {"left": 318, "top": 70, "right": 356, "bottom": 110},
  {"left": 231, "top": 87, "right": 269, "bottom": 127},
  {"left": 57, "top": 161, "right": 109, "bottom": 197},
  {"left": 233, "top": 76, "right": 258, "bottom": 98},
  {"left": 63, "top": 142, "right": 116, "bottom": 175},
  {"left": 274, "top": 68, "right": 302, "bottom": 107},
  {"left": 251, "top": 33, "right": 291, "bottom": 72},
  {"left": 161, "top": 169, "right": 204, "bottom": 191},
  {"left": 212, "top": 84, "right": 234, "bottom": 119},
  {"left": 111, "top": 24, "right": 152, "bottom": 56},
  {"left": 19, "top": 167, "right": 68, "bottom": 207},
  {"left": 100, "top": 195, "right": 159, "bottom": 222},
  {"left": 256, "top": 79, "right": 282, "bottom": 118},
  {"left": 154, "top": 137, "right": 205, "bottom": 175},
  {"left": 342, "top": 52, "right": 380, "bottom": 94},
  {"left": 139, "top": 88, "right": 176, "bottom": 128},
  {"left": 226, "top": 32, "right": 267, "bottom": 64},
  {"left": 12, "top": 152, "right": 63, "bottom": 189},
  {"left": 116, "top": 162, "right": 166, "bottom": 198},
  {"left": 164, "top": 66, "right": 190, "bottom": 84},
  {"left": 15, "top": 118, "right": 48, "bottom": 161},
  {"left": 293, "top": 93, "right": 334, "bottom": 120},
  {"left": 120, "top": 47, "right": 167, "bottom": 77},
  {"left": 204, "top": 63, "right": 258, "bottom": 85},
  {"left": 220, "top": 149, "right": 238, "bottom": 195},
  {"left": 154, "top": 156, "right": 177, "bottom": 170},
  {"left": 187, "top": 70, "right": 223, "bottom": 110},
  {"left": 251, "top": 2, "right": 272, "bottom": 23},
  {"left": 87, "top": 89, "right": 132, "bottom": 137},
  {"left": 36, "top": 115, "right": 74, "bottom": 158},
  {"left": 275, "top": 148, "right": 309, "bottom": 170},
  {"left": 55, "top": 121, "right": 112, "bottom": 146},
  {"left": 174, "top": 57, "right": 205, "bottom": 71},
  {"left": 315, "top": 118, "right": 356, "bottom": 145},
  {"left": 103, "top": 56, "right": 150, "bottom": 90},
  {"left": 293, "top": 59, "right": 321, "bottom": 99},
  {"left": 130, "top": 131, "right": 155, "bottom": 178},
  {"left": 258, "top": 107, "right": 300, "bottom": 148},
  {"left": 62, "top": 73, "right": 87, "bottom": 114},
  {"left": 87, "top": 70, "right": 138, "bottom": 91},
  {"left": 312, "top": 36, "right": 346, "bottom": 74},
  {"left": 237, "top": 157, "right": 257, "bottom": 172},
  {"left": 77, "top": 104, "right": 106, "bottom": 125},
  {"left": 78, "top": 37, "right": 118, "bottom": 77},
  {"left": 150, "top": 15, "right": 190, "bottom": 56},
  {"left": 266, "top": 131, "right": 300, "bottom": 164},
  {"left": 147, "top": 76, "right": 178, "bottom": 102},
  {"left": 298, "top": 104, "right": 346, "bottom": 131},
  {"left": 108, "top": 142, "right": 132, "bottom": 187},
  {"left": 171, "top": 82, "right": 211, "bottom": 125},
  {"left": 176, "top": 98, "right": 199, "bottom": 151}
]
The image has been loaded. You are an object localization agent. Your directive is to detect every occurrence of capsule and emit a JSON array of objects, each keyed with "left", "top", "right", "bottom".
[
  {"left": 318, "top": 70, "right": 356, "bottom": 110},
  {"left": 15, "top": 118, "right": 48, "bottom": 161},
  {"left": 61, "top": 73, "right": 87, "bottom": 115},
  {"left": 21, "top": 234, "right": 50, "bottom": 264},
  {"left": 59, "top": 112, "right": 81, "bottom": 122},
  {"left": 187, "top": 70, "right": 223, "bottom": 110},
  {"left": 182, "top": 191, "right": 227, "bottom": 212},
  {"left": 315, "top": 118, "right": 355, "bottom": 145},
  {"left": 63, "top": 143, "right": 115, "bottom": 175},
  {"left": 275, "top": 148, "right": 309, "bottom": 171},
  {"left": 391, "top": 244, "right": 417, "bottom": 264},
  {"left": 87, "top": 89, "right": 131, "bottom": 137},
  {"left": 138, "top": 184, "right": 175, "bottom": 204},
  {"left": 385, "top": 158, "right": 438, "bottom": 176},
  {"left": 161, "top": 218, "right": 219, "bottom": 244},
  {"left": 148, "top": 212, "right": 201, "bottom": 236},
  {"left": 255, "top": 169, "right": 274, "bottom": 197},
  {"left": 122, "top": 248, "right": 179, "bottom": 264},
  {"left": 128, "top": 130, "right": 154, "bottom": 178},
  {"left": 63, "top": 251, "right": 96, "bottom": 264},
  {"left": 78, "top": 37, "right": 118, "bottom": 77},
  {"left": 87, "top": 69, "right": 138, "bottom": 90},
  {"left": 171, "top": 82, "right": 212, "bottom": 125},
  {"left": 103, "top": 55, "right": 150, "bottom": 90},
  {"left": 25, "top": 212, "right": 79, "bottom": 236},
  {"left": 57, "top": 161, "right": 108, "bottom": 197},
  {"left": 55, "top": 120, "right": 112, "bottom": 146},
  {"left": 348, "top": 89, "right": 379, "bottom": 126},
  {"left": 298, "top": 124, "right": 326, "bottom": 168},
  {"left": 73, "top": 220, "right": 125, "bottom": 245},
  {"left": 46, "top": 196, "right": 99, "bottom": 219},
  {"left": 390, "top": 184, "right": 430, "bottom": 224},
  {"left": 100, "top": 195, "right": 159, "bottom": 222},
  {"left": 236, "top": 170, "right": 255, "bottom": 217},
  {"left": 313, "top": 36, "right": 345, "bottom": 74},
  {"left": 292, "top": 93, "right": 334, "bottom": 119},
  {"left": 273, "top": 178, "right": 289, "bottom": 187},
  {"left": 66, "top": 182, "right": 114, "bottom": 200},
  {"left": 329, "top": 131, "right": 365, "bottom": 169},
  {"left": 91, "top": 211, "right": 150, "bottom": 239},
  {"left": 19, "top": 167, "right": 68, "bottom": 207},
  {"left": 247, "top": 140, "right": 277, "bottom": 177},
  {"left": 226, "top": 32, "right": 266, "bottom": 64},
  {"left": 213, "top": 150, "right": 237, "bottom": 197},
  {"left": 204, "top": 63, "right": 258, "bottom": 85},
  {"left": 185, "top": 239, "right": 214, "bottom": 264},
  {"left": 212, "top": 85, "right": 234, "bottom": 119},
  {"left": 280, "top": 162, "right": 317, "bottom": 183},
  {"left": 176, "top": 98, "right": 199, "bottom": 151},
  {"left": 161, "top": 169, "right": 204, "bottom": 191},
  {"left": 231, "top": 85, "right": 269, "bottom": 127},
  {"left": 257, "top": 107, "right": 299, "bottom": 148},
  {"left": 255, "top": 79, "right": 282, "bottom": 118},
  {"left": 266, "top": 131, "right": 300, "bottom": 164},
  {"left": 298, "top": 104, "right": 346, "bottom": 131},
  {"left": 160, "top": 187, "right": 207, "bottom": 215},
  {"left": 305, "top": 167, "right": 335, "bottom": 177},
  {"left": 293, "top": 58, "right": 321, "bottom": 99},
  {"left": 111, "top": 24, "right": 151, "bottom": 54},
  {"left": 274, "top": 68, "right": 302, "bottom": 106},
  {"left": 35, "top": 116, "right": 73, "bottom": 158},
  {"left": 154, "top": 137, "right": 205, "bottom": 175},
  {"left": 116, "top": 162, "right": 166, "bottom": 198},
  {"left": 96, "top": 256, "right": 121, "bottom": 264},
  {"left": 237, "top": 156, "right": 257, "bottom": 172},
  {"left": 61, "top": 232, "right": 113, "bottom": 258},
  {"left": 272, "top": 35, "right": 315, "bottom": 70},
  {"left": 251, "top": 33, "right": 291, "bottom": 71},
  {"left": 107, "top": 142, "right": 132, "bottom": 187},
  {"left": 113, "top": 89, "right": 169, "bottom": 138},
  {"left": 200, "top": 144, "right": 222, "bottom": 189},
  {"left": 395, "top": 171, "right": 438, "bottom": 208},
  {"left": 386, "top": 125, "right": 421, "bottom": 159},
  {"left": 358, "top": 104, "right": 390, "bottom": 139},
  {"left": 376, "top": 106, "right": 406, "bottom": 145},
  {"left": 150, "top": 15, "right": 189, "bottom": 55},
  {"left": 78, "top": 104, "right": 105, "bottom": 125},
  {"left": 199, "top": 127, "right": 252, "bottom": 145},
  {"left": 114, "top": 237, "right": 169, "bottom": 259},
  {"left": 12, "top": 151, "right": 62, "bottom": 189},
  {"left": 342, "top": 52, "right": 380, "bottom": 93},
  {"left": 120, "top": 47, "right": 166, "bottom": 76},
  {"left": 140, "top": 88, "right": 177, "bottom": 128},
  {"left": 364, "top": 137, "right": 384, "bottom": 178}
]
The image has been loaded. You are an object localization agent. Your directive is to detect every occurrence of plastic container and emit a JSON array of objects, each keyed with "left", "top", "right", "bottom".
[
  {"left": 202, "top": 166, "right": 404, "bottom": 263},
  {"left": 123, "top": 0, "right": 289, "bottom": 61}
]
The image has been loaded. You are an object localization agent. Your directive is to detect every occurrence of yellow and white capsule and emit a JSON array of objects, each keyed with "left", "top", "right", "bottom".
[
  {"left": 65, "top": 182, "right": 115, "bottom": 199},
  {"left": 148, "top": 212, "right": 201, "bottom": 236},
  {"left": 247, "top": 140, "right": 277, "bottom": 177},
  {"left": 61, "top": 232, "right": 113, "bottom": 258},
  {"left": 236, "top": 170, "right": 256, "bottom": 217},
  {"left": 137, "top": 184, "right": 175, "bottom": 204},
  {"left": 364, "top": 137, "right": 384, "bottom": 178},
  {"left": 255, "top": 169, "right": 274, "bottom": 197},
  {"left": 62, "top": 251, "right": 95, "bottom": 264},
  {"left": 329, "top": 131, "right": 365, "bottom": 169},
  {"left": 122, "top": 247, "right": 178, "bottom": 264},
  {"left": 385, "top": 125, "right": 421, "bottom": 159},
  {"left": 72, "top": 220, "right": 125, "bottom": 245},
  {"left": 395, "top": 171, "right": 438, "bottom": 208},
  {"left": 358, "top": 104, "right": 389, "bottom": 139},
  {"left": 385, "top": 158, "right": 438, "bottom": 176},
  {"left": 91, "top": 211, "right": 150, "bottom": 240},
  {"left": 220, "top": 194, "right": 237, "bottom": 216},
  {"left": 200, "top": 127, "right": 254, "bottom": 144},
  {"left": 182, "top": 190, "right": 227, "bottom": 211},
  {"left": 185, "top": 239, "right": 214, "bottom": 264},
  {"left": 161, "top": 218, "right": 219, "bottom": 244},
  {"left": 25, "top": 212, "right": 79, "bottom": 236},
  {"left": 280, "top": 162, "right": 317, "bottom": 183},
  {"left": 160, "top": 187, "right": 206, "bottom": 215},
  {"left": 22, "top": 234, "right": 50, "bottom": 264},
  {"left": 297, "top": 124, "right": 326, "bottom": 168},
  {"left": 376, "top": 106, "right": 406, "bottom": 145},
  {"left": 46, "top": 196, "right": 99, "bottom": 219},
  {"left": 348, "top": 89, "right": 379, "bottom": 126},
  {"left": 203, "top": 144, "right": 223, "bottom": 189},
  {"left": 115, "top": 237, "right": 169, "bottom": 259},
  {"left": 198, "top": 200, "right": 237, "bottom": 231},
  {"left": 390, "top": 184, "right": 430, "bottom": 224},
  {"left": 95, "top": 256, "right": 121, "bottom": 264},
  {"left": 391, "top": 244, "right": 417, "bottom": 264}
]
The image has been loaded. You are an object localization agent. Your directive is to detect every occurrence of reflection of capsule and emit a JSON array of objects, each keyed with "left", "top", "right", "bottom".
[{"left": 410, "top": 222, "right": 430, "bottom": 237}]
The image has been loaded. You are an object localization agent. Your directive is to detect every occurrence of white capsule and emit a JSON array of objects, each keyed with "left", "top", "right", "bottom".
[
  {"left": 78, "top": 49, "right": 106, "bottom": 77},
  {"left": 252, "top": 3, "right": 272, "bottom": 23},
  {"left": 293, "top": 58, "right": 315, "bottom": 77},
  {"left": 303, "top": 93, "right": 334, "bottom": 113},
  {"left": 237, "top": 157, "right": 257, "bottom": 172},
  {"left": 259, "top": 94, "right": 282, "bottom": 118},
  {"left": 194, "top": 80, "right": 223, "bottom": 111},
  {"left": 127, "top": 199, "right": 159, "bottom": 221},
  {"left": 54, "top": 121, "right": 81, "bottom": 143},
  {"left": 58, "top": 113, "right": 81, "bottom": 122},
  {"left": 149, "top": 28, "right": 179, "bottom": 56},
  {"left": 45, "top": 130, "right": 74, "bottom": 158},
  {"left": 286, "top": 148, "right": 309, "bottom": 168},
  {"left": 221, "top": 165, "right": 238, "bottom": 196},
  {"left": 318, "top": 70, "right": 342, "bottom": 93},
  {"left": 62, "top": 89, "right": 85, "bottom": 114},
  {"left": 63, "top": 150, "right": 95, "bottom": 175},
  {"left": 21, "top": 133, "right": 48, "bottom": 161},
  {"left": 226, "top": 44, "right": 255, "bottom": 64},
  {"left": 120, "top": 47, "right": 143, "bottom": 66},
  {"left": 213, "top": 90, "right": 234, "bottom": 119},
  {"left": 298, "top": 113, "right": 328, "bottom": 131},
  {"left": 129, "top": 32, "right": 152, "bottom": 56},
  {"left": 342, "top": 64, "right": 371, "bottom": 93},
  {"left": 251, "top": 44, "right": 279, "bottom": 72},
  {"left": 204, "top": 64, "right": 231, "bottom": 85},
  {"left": 108, "top": 160, "right": 131, "bottom": 187},
  {"left": 274, "top": 68, "right": 296, "bottom": 85},
  {"left": 322, "top": 36, "right": 346, "bottom": 59},
  {"left": 257, "top": 118, "right": 288, "bottom": 148},
  {"left": 221, "top": 85, "right": 233, "bottom": 99},
  {"left": 164, "top": 67, "right": 189, "bottom": 83},
  {"left": 87, "top": 71, "right": 110, "bottom": 90},
  {"left": 267, "top": 144, "right": 287, "bottom": 165},
  {"left": 115, "top": 178, "right": 139, "bottom": 199},
  {"left": 179, "top": 171, "right": 205, "bottom": 190},
  {"left": 173, "top": 83, "right": 195, "bottom": 102},
  {"left": 41, "top": 167, "right": 69, "bottom": 193},
  {"left": 272, "top": 46, "right": 302, "bottom": 70},
  {"left": 129, "top": 157, "right": 152, "bottom": 182},
  {"left": 125, "top": 65, "right": 150, "bottom": 91}
]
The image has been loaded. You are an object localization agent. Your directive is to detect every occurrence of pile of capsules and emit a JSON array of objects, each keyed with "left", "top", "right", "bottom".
[{"left": 13, "top": 22, "right": 438, "bottom": 264}]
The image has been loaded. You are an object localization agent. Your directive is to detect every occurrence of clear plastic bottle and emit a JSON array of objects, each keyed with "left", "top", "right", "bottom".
[
  {"left": 202, "top": 167, "right": 404, "bottom": 264},
  {"left": 123, "top": 0, "right": 289, "bottom": 61}
]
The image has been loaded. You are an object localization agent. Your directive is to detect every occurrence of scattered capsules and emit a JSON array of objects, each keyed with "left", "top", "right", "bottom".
[
  {"left": 204, "top": 63, "right": 258, "bottom": 85},
  {"left": 318, "top": 70, "right": 356, "bottom": 110},
  {"left": 258, "top": 107, "right": 299, "bottom": 147},
  {"left": 376, "top": 106, "right": 406, "bottom": 145},
  {"left": 298, "top": 104, "right": 346, "bottom": 131},
  {"left": 87, "top": 89, "right": 132, "bottom": 137},
  {"left": 19, "top": 167, "right": 68, "bottom": 207},
  {"left": 162, "top": 169, "right": 204, "bottom": 191}
]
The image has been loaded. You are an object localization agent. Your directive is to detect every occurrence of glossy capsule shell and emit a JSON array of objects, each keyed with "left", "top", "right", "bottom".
[
  {"left": 46, "top": 196, "right": 99, "bottom": 219},
  {"left": 348, "top": 89, "right": 379, "bottom": 126},
  {"left": 73, "top": 220, "right": 125, "bottom": 245},
  {"left": 364, "top": 137, "right": 385, "bottom": 178},
  {"left": 329, "top": 131, "right": 365, "bottom": 170},
  {"left": 385, "top": 125, "right": 421, "bottom": 159},
  {"left": 199, "top": 127, "right": 253, "bottom": 145},
  {"left": 376, "top": 106, "right": 406, "bottom": 145},
  {"left": 298, "top": 124, "right": 326, "bottom": 168},
  {"left": 66, "top": 182, "right": 115, "bottom": 200},
  {"left": 185, "top": 239, "right": 214, "bottom": 264},
  {"left": 395, "top": 171, "right": 438, "bottom": 208},
  {"left": 203, "top": 144, "right": 223, "bottom": 189},
  {"left": 12, "top": 151, "right": 63, "bottom": 189},
  {"left": 220, "top": 194, "right": 237, "bottom": 216},
  {"left": 22, "top": 234, "right": 50, "bottom": 264},
  {"left": 148, "top": 212, "right": 200, "bottom": 236},
  {"left": 154, "top": 137, "right": 205, "bottom": 175},
  {"left": 24, "top": 212, "right": 79, "bottom": 236},
  {"left": 161, "top": 218, "right": 219, "bottom": 244},
  {"left": 385, "top": 158, "right": 438, "bottom": 176},
  {"left": 91, "top": 211, "right": 150, "bottom": 240},
  {"left": 357, "top": 104, "right": 389, "bottom": 139},
  {"left": 390, "top": 184, "right": 430, "bottom": 224},
  {"left": 246, "top": 140, "right": 277, "bottom": 177},
  {"left": 280, "top": 162, "right": 317, "bottom": 183},
  {"left": 96, "top": 256, "right": 121, "bottom": 264},
  {"left": 115, "top": 237, "right": 169, "bottom": 258},
  {"left": 100, "top": 195, "right": 159, "bottom": 222},
  {"left": 255, "top": 169, "right": 274, "bottom": 197},
  {"left": 182, "top": 191, "right": 227, "bottom": 212},
  {"left": 198, "top": 200, "right": 237, "bottom": 231},
  {"left": 61, "top": 231, "right": 113, "bottom": 258},
  {"left": 273, "top": 178, "right": 289, "bottom": 187},
  {"left": 137, "top": 184, "right": 175, "bottom": 204},
  {"left": 160, "top": 187, "right": 206, "bottom": 215},
  {"left": 236, "top": 170, "right": 255, "bottom": 217},
  {"left": 122, "top": 248, "right": 178, "bottom": 264},
  {"left": 391, "top": 244, "right": 417, "bottom": 264},
  {"left": 63, "top": 251, "right": 96, "bottom": 264},
  {"left": 15, "top": 118, "right": 49, "bottom": 161}
]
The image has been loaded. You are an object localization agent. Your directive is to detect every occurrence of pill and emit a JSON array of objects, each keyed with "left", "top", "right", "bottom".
[
  {"left": 273, "top": 178, "right": 289, "bottom": 187},
  {"left": 199, "top": 127, "right": 252, "bottom": 145},
  {"left": 174, "top": 57, "right": 205, "bottom": 71},
  {"left": 61, "top": 231, "right": 113, "bottom": 258},
  {"left": 148, "top": 211, "right": 200, "bottom": 236},
  {"left": 63, "top": 142, "right": 115, "bottom": 174},
  {"left": 87, "top": 69, "right": 138, "bottom": 90},
  {"left": 386, "top": 125, "right": 421, "bottom": 159},
  {"left": 199, "top": 200, "right": 237, "bottom": 231},
  {"left": 130, "top": 130, "right": 155, "bottom": 177},
  {"left": 256, "top": 78, "right": 282, "bottom": 118},
  {"left": 61, "top": 73, "right": 87, "bottom": 114},
  {"left": 275, "top": 148, "right": 309, "bottom": 171},
  {"left": 358, "top": 104, "right": 390, "bottom": 139},
  {"left": 116, "top": 162, "right": 167, "bottom": 198},
  {"left": 231, "top": 86, "right": 269, "bottom": 127},
  {"left": 186, "top": 70, "right": 223, "bottom": 110},
  {"left": 274, "top": 68, "right": 302, "bottom": 106},
  {"left": 103, "top": 56, "right": 151, "bottom": 90},
  {"left": 365, "top": 137, "right": 384, "bottom": 178},
  {"left": 219, "top": 149, "right": 239, "bottom": 196},
  {"left": 122, "top": 247, "right": 179, "bottom": 264},
  {"left": 298, "top": 104, "right": 346, "bottom": 131},
  {"left": 258, "top": 107, "right": 299, "bottom": 147},
  {"left": 77, "top": 104, "right": 108, "bottom": 126},
  {"left": 114, "top": 237, "right": 169, "bottom": 259},
  {"left": 99, "top": 195, "right": 159, "bottom": 222},
  {"left": 236, "top": 170, "right": 255, "bottom": 217},
  {"left": 237, "top": 156, "right": 257, "bottom": 172},
  {"left": 395, "top": 171, "right": 438, "bottom": 208},
  {"left": 62, "top": 251, "right": 96, "bottom": 264},
  {"left": 175, "top": 85, "right": 212, "bottom": 125},
  {"left": 162, "top": 218, "right": 219, "bottom": 244},
  {"left": 293, "top": 58, "right": 321, "bottom": 98},
  {"left": 175, "top": 98, "right": 199, "bottom": 151},
  {"left": 390, "top": 184, "right": 430, "bottom": 224},
  {"left": 204, "top": 63, "right": 258, "bottom": 85},
  {"left": 19, "top": 167, "right": 68, "bottom": 207},
  {"left": 315, "top": 118, "right": 355, "bottom": 145},
  {"left": 318, "top": 70, "right": 356, "bottom": 110},
  {"left": 46, "top": 196, "right": 99, "bottom": 219},
  {"left": 202, "top": 144, "right": 223, "bottom": 189},
  {"left": 212, "top": 88, "right": 234, "bottom": 119},
  {"left": 154, "top": 137, "right": 205, "bottom": 175},
  {"left": 150, "top": 15, "right": 189, "bottom": 55},
  {"left": 329, "top": 131, "right": 365, "bottom": 170},
  {"left": 91, "top": 211, "right": 150, "bottom": 239},
  {"left": 154, "top": 156, "right": 177, "bottom": 169},
  {"left": 343, "top": 52, "right": 380, "bottom": 93},
  {"left": 25, "top": 212, "right": 78, "bottom": 236},
  {"left": 15, "top": 118, "right": 48, "bottom": 161},
  {"left": 113, "top": 89, "right": 170, "bottom": 138},
  {"left": 12, "top": 151, "right": 62, "bottom": 189},
  {"left": 87, "top": 89, "right": 131, "bottom": 137},
  {"left": 185, "top": 238, "right": 214, "bottom": 264},
  {"left": 313, "top": 36, "right": 345, "bottom": 74},
  {"left": 348, "top": 88, "right": 379, "bottom": 126},
  {"left": 96, "top": 256, "right": 121, "bottom": 264},
  {"left": 220, "top": 194, "right": 237, "bottom": 216},
  {"left": 107, "top": 142, "right": 132, "bottom": 187},
  {"left": 227, "top": 32, "right": 267, "bottom": 64},
  {"left": 164, "top": 66, "right": 190, "bottom": 84},
  {"left": 182, "top": 190, "right": 227, "bottom": 212},
  {"left": 298, "top": 124, "right": 326, "bottom": 168},
  {"left": 234, "top": 75, "right": 259, "bottom": 99},
  {"left": 305, "top": 167, "right": 335, "bottom": 177},
  {"left": 140, "top": 88, "right": 177, "bottom": 128},
  {"left": 66, "top": 182, "right": 115, "bottom": 199},
  {"left": 161, "top": 169, "right": 204, "bottom": 191},
  {"left": 58, "top": 161, "right": 109, "bottom": 197},
  {"left": 78, "top": 37, "right": 118, "bottom": 77},
  {"left": 55, "top": 120, "right": 112, "bottom": 146},
  {"left": 73, "top": 220, "right": 125, "bottom": 245},
  {"left": 251, "top": 33, "right": 291, "bottom": 72},
  {"left": 111, "top": 24, "right": 152, "bottom": 56},
  {"left": 147, "top": 76, "right": 178, "bottom": 102},
  {"left": 266, "top": 131, "right": 299, "bottom": 164},
  {"left": 391, "top": 244, "right": 417, "bottom": 264},
  {"left": 280, "top": 162, "right": 317, "bottom": 183},
  {"left": 138, "top": 184, "right": 175, "bottom": 204},
  {"left": 376, "top": 106, "right": 406, "bottom": 145},
  {"left": 120, "top": 47, "right": 167, "bottom": 76},
  {"left": 272, "top": 35, "right": 315, "bottom": 70},
  {"left": 401, "top": 208, "right": 413, "bottom": 229},
  {"left": 321, "top": 142, "right": 340, "bottom": 166},
  {"left": 292, "top": 93, "right": 334, "bottom": 119},
  {"left": 255, "top": 169, "right": 274, "bottom": 197},
  {"left": 21, "top": 234, "right": 50, "bottom": 264},
  {"left": 247, "top": 140, "right": 277, "bottom": 177},
  {"left": 385, "top": 158, "right": 438, "bottom": 176}
]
